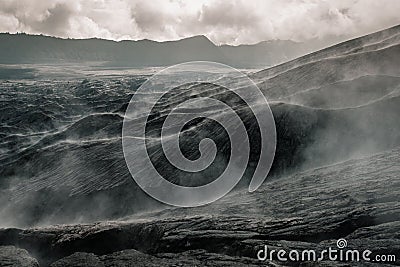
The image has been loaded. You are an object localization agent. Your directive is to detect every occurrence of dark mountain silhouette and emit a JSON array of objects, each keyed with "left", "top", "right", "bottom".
[{"left": 0, "top": 33, "right": 322, "bottom": 68}]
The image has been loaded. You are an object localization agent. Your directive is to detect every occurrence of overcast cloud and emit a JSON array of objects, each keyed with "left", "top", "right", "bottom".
[{"left": 0, "top": 0, "right": 399, "bottom": 45}]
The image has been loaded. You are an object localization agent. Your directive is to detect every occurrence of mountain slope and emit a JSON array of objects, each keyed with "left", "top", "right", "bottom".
[
  {"left": 0, "top": 24, "right": 399, "bottom": 228},
  {"left": 252, "top": 24, "right": 400, "bottom": 80}
]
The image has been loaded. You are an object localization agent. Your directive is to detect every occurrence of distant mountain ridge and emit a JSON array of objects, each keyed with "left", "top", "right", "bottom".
[{"left": 0, "top": 33, "right": 323, "bottom": 68}]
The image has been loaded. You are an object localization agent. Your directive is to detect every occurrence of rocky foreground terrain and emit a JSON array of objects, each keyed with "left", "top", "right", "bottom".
[{"left": 0, "top": 147, "right": 399, "bottom": 266}]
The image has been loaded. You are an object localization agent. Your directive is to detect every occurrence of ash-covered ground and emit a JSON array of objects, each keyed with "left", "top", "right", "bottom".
[{"left": 0, "top": 25, "right": 399, "bottom": 266}]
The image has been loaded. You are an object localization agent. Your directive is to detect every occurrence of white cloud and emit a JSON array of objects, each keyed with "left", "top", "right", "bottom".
[{"left": 0, "top": 0, "right": 399, "bottom": 44}]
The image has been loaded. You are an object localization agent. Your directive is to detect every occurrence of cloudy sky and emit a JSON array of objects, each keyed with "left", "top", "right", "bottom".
[{"left": 1, "top": 0, "right": 399, "bottom": 45}]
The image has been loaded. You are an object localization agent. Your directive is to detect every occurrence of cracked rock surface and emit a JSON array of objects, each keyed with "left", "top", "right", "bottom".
[{"left": 0, "top": 246, "right": 39, "bottom": 267}]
